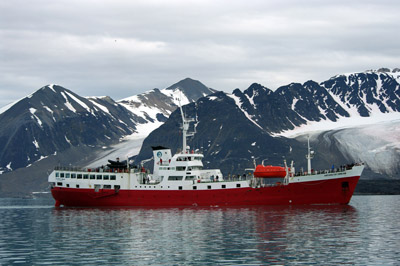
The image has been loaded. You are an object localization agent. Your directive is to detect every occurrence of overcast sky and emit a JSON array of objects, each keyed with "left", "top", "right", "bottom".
[{"left": 1, "top": 0, "right": 399, "bottom": 107}]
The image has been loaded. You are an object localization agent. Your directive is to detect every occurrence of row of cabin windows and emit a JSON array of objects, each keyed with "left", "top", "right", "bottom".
[
  {"left": 56, "top": 182, "right": 120, "bottom": 190},
  {"left": 176, "top": 156, "right": 202, "bottom": 161},
  {"left": 192, "top": 184, "right": 239, "bottom": 190},
  {"left": 55, "top": 172, "right": 116, "bottom": 180},
  {"left": 159, "top": 167, "right": 175, "bottom": 170},
  {"left": 159, "top": 166, "right": 204, "bottom": 171},
  {"left": 167, "top": 175, "right": 196, "bottom": 181},
  {"left": 56, "top": 182, "right": 241, "bottom": 190}
]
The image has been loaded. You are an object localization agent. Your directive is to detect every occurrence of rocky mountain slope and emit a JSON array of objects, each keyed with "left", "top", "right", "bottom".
[
  {"left": 0, "top": 78, "right": 215, "bottom": 196},
  {"left": 0, "top": 85, "right": 139, "bottom": 173}
]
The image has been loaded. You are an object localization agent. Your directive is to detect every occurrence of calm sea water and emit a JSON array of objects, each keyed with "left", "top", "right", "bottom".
[{"left": 0, "top": 195, "right": 399, "bottom": 265}]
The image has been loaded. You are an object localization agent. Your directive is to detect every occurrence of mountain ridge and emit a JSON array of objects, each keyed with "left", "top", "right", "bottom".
[
  {"left": 135, "top": 69, "right": 400, "bottom": 179},
  {"left": 0, "top": 78, "right": 215, "bottom": 177}
]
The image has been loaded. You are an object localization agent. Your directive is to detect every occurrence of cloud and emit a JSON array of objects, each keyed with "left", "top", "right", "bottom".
[{"left": 1, "top": 0, "right": 400, "bottom": 107}]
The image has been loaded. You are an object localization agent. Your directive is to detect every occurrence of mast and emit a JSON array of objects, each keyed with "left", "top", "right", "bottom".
[
  {"left": 178, "top": 98, "right": 194, "bottom": 154},
  {"left": 306, "top": 136, "right": 314, "bottom": 173}
]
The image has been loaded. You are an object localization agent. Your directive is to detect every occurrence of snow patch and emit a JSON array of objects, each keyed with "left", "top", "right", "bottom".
[
  {"left": 227, "top": 93, "right": 263, "bottom": 130},
  {"left": 65, "top": 91, "right": 91, "bottom": 113},
  {"left": 29, "top": 108, "right": 43, "bottom": 127},
  {"left": 120, "top": 100, "right": 165, "bottom": 124},
  {"left": 118, "top": 119, "right": 128, "bottom": 127},
  {"left": 29, "top": 107, "right": 37, "bottom": 114},
  {"left": 160, "top": 87, "right": 190, "bottom": 106},
  {"left": 48, "top": 84, "right": 57, "bottom": 93},
  {"left": 37, "top": 155, "right": 48, "bottom": 162},
  {"left": 60, "top": 92, "right": 77, "bottom": 113},
  {"left": 33, "top": 139, "right": 39, "bottom": 149},
  {"left": 89, "top": 99, "right": 110, "bottom": 114},
  {"left": 245, "top": 94, "right": 255, "bottom": 107},
  {"left": 291, "top": 98, "right": 299, "bottom": 110},
  {"left": 43, "top": 106, "right": 53, "bottom": 113}
]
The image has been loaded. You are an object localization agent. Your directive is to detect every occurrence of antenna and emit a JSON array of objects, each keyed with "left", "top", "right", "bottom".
[
  {"left": 177, "top": 97, "right": 195, "bottom": 153},
  {"left": 306, "top": 136, "right": 315, "bottom": 173}
]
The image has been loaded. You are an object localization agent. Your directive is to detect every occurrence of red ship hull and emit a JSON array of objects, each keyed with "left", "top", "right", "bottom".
[{"left": 51, "top": 175, "right": 360, "bottom": 207}]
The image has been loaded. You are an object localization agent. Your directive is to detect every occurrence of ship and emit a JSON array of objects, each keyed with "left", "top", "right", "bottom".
[{"left": 48, "top": 102, "right": 364, "bottom": 207}]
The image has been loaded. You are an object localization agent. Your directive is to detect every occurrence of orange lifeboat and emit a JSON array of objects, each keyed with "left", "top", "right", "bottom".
[{"left": 254, "top": 165, "right": 286, "bottom": 178}]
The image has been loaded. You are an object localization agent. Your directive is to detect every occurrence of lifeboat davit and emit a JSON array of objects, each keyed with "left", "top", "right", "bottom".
[{"left": 254, "top": 165, "right": 287, "bottom": 178}]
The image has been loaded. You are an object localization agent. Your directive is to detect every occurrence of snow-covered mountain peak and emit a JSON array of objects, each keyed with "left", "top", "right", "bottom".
[{"left": 160, "top": 87, "right": 191, "bottom": 106}]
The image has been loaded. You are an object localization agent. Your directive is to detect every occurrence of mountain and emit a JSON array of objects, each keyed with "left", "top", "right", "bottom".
[
  {"left": 0, "top": 85, "right": 140, "bottom": 174},
  {"left": 118, "top": 77, "right": 215, "bottom": 126},
  {"left": 0, "top": 78, "right": 216, "bottom": 196},
  {"left": 135, "top": 69, "right": 400, "bottom": 179}
]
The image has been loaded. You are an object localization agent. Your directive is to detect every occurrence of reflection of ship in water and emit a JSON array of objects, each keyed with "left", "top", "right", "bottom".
[
  {"left": 48, "top": 204, "right": 359, "bottom": 264},
  {"left": 251, "top": 205, "right": 358, "bottom": 263}
]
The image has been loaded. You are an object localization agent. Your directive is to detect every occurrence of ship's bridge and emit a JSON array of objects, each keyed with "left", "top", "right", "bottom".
[{"left": 173, "top": 153, "right": 203, "bottom": 164}]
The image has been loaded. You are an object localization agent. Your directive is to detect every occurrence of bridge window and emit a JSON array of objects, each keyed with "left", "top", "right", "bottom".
[
  {"left": 96, "top": 175, "right": 102, "bottom": 180},
  {"left": 71, "top": 174, "right": 76, "bottom": 179},
  {"left": 55, "top": 172, "right": 59, "bottom": 177},
  {"left": 65, "top": 173, "right": 70, "bottom": 178},
  {"left": 60, "top": 173, "right": 64, "bottom": 178},
  {"left": 77, "top": 174, "right": 82, "bottom": 179},
  {"left": 110, "top": 175, "right": 116, "bottom": 180},
  {"left": 104, "top": 175, "right": 109, "bottom": 180},
  {"left": 83, "top": 174, "right": 88, "bottom": 179},
  {"left": 176, "top": 166, "right": 186, "bottom": 171},
  {"left": 90, "top": 174, "right": 95, "bottom": 179}
]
